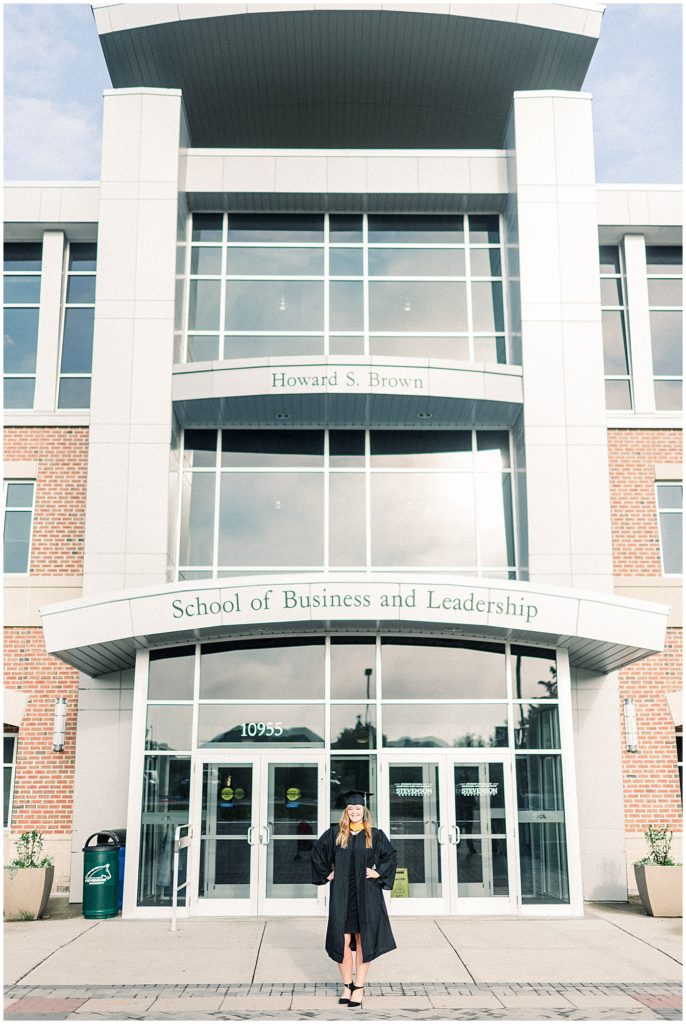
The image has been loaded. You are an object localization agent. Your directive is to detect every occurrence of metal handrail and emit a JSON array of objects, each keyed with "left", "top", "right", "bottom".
[{"left": 170, "top": 823, "right": 192, "bottom": 933}]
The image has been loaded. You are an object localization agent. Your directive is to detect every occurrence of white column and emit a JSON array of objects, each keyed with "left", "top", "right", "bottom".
[
  {"left": 509, "top": 90, "right": 614, "bottom": 593},
  {"left": 83, "top": 88, "right": 185, "bottom": 596},
  {"left": 33, "top": 230, "right": 65, "bottom": 410},
  {"left": 623, "top": 234, "right": 655, "bottom": 414}
]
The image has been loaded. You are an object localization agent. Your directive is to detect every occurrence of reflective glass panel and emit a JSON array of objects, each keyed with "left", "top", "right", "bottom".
[
  {"left": 184, "top": 429, "right": 217, "bottom": 467},
  {"left": 602, "top": 310, "right": 629, "bottom": 374},
  {"left": 3, "top": 379, "right": 35, "bottom": 409},
  {"left": 266, "top": 763, "right": 319, "bottom": 898},
  {"left": 371, "top": 474, "right": 477, "bottom": 566},
  {"left": 654, "top": 380, "right": 682, "bottom": 410},
  {"left": 60, "top": 308, "right": 94, "bottom": 372},
  {"left": 650, "top": 311, "right": 683, "bottom": 373},
  {"left": 468, "top": 215, "right": 500, "bottom": 243},
  {"left": 4, "top": 276, "right": 41, "bottom": 303},
  {"left": 605, "top": 380, "right": 632, "bottom": 410},
  {"left": 454, "top": 763, "right": 508, "bottom": 897},
  {"left": 4, "top": 308, "right": 39, "bottom": 372},
  {"left": 660, "top": 513, "right": 682, "bottom": 572},
  {"left": 5, "top": 483, "right": 33, "bottom": 506},
  {"left": 180, "top": 472, "right": 215, "bottom": 565},
  {"left": 187, "top": 335, "right": 220, "bottom": 361},
  {"left": 329, "top": 215, "right": 363, "bottom": 243},
  {"left": 370, "top": 430, "right": 471, "bottom": 468},
  {"left": 646, "top": 246, "right": 683, "bottom": 274},
  {"left": 329, "top": 431, "right": 365, "bottom": 466},
  {"left": 368, "top": 249, "right": 465, "bottom": 277},
  {"left": 330, "top": 638, "right": 376, "bottom": 699},
  {"left": 331, "top": 756, "right": 374, "bottom": 821},
  {"left": 474, "top": 336, "right": 507, "bottom": 364},
  {"left": 4, "top": 242, "right": 42, "bottom": 271},
  {"left": 228, "top": 247, "right": 323, "bottom": 276},
  {"left": 221, "top": 429, "right": 323, "bottom": 467},
  {"left": 369, "top": 281, "right": 467, "bottom": 331},
  {"left": 329, "top": 248, "right": 363, "bottom": 276},
  {"left": 148, "top": 646, "right": 195, "bottom": 700},
  {"left": 510, "top": 647, "right": 557, "bottom": 700},
  {"left": 516, "top": 754, "right": 569, "bottom": 903},
  {"left": 68, "top": 243, "right": 97, "bottom": 271},
  {"left": 57, "top": 378, "right": 91, "bottom": 409},
  {"left": 329, "top": 472, "right": 366, "bottom": 565},
  {"left": 188, "top": 280, "right": 221, "bottom": 331},
  {"left": 330, "top": 706, "right": 376, "bottom": 749},
  {"left": 66, "top": 276, "right": 96, "bottom": 304},
  {"left": 225, "top": 335, "right": 324, "bottom": 357},
  {"left": 471, "top": 281, "right": 505, "bottom": 332},
  {"left": 470, "top": 248, "right": 502, "bottom": 276},
  {"left": 599, "top": 246, "right": 621, "bottom": 274},
  {"left": 329, "top": 335, "right": 364, "bottom": 354},
  {"left": 476, "top": 474, "right": 514, "bottom": 566},
  {"left": 198, "top": 704, "right": 325, "bottom": 746},
  {"left": 199, "top": 762, "right": 253, "bottom": 899},
  {"left": 649, "top": 278, "right": 682, "bottom": 306},
  {"left": 137, "top": 756, "right": 191, "bottom": 906},
  {"left": 199, "top": 638, "right": 325, "bottom": 700},
  {"left": 388, "top": 763, "right": 442, "bottom": 898},
  {"left": 368, "top": 215, "right": 463, "bottom": 243},
  {"left": 190, "top": 247, "right": 222, "bottom": 275},
  {"left": 329, "top": 281, "right": 364, "bottom": 331},
  {"left": 226, "top": 280, "right": 323, "bottom": 331},
  {"left": 144, "top": 705, "right": 193, "bottom": 751},
  {"left": 514, "top": 704, "right": 561, "bottom": 748},
  {"left": 476, "top": 431, "right": 511, "bottom": 468},
  {"left": 370, "top": 337, "right": 470, "bottom": 360},
  {"left": 192, "top": 214, "right": 222, "bottom": 242},
  {"left": 381, "top": 640, "right": 506, "bottom": 699},
  {"left": 600, "top": 277, "right": 623, "bottom": 305},
  {"left": 218, "top": 473, "right": 323, "bottom": 565},
  {"left": 3, "top": 510, "right": 32, "bottom": 572},
  {"left": 228, "top": 214, "right": 324, "bottom": 242},
  {"left": 382, "top": 704, "right": 508, "bottom": 747},
  {"left": 657, "top": 484, "right": 683, "bottom": 509}
]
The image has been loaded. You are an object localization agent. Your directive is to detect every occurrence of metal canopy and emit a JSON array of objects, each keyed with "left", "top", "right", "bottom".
[{"left": 98, "top": 8, "right": 599, "bottom": 149}]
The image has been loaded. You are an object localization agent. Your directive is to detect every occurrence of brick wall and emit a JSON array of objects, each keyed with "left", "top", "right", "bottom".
[
  {"left": 4, "top": 427, "right": 88, "bottom": 838},
  {"left": 607, "top": 429, "right": 681, "bottom": 577},
  {"left": 4, "top": 426, "right": 88, "bottom": 575},
  {"left": 4, "top": 628, "right": 79, "bottom": 834}
]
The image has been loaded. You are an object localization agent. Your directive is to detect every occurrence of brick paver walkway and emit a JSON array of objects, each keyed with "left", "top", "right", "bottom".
[{"left": 4, "top": 981, "right": 682, "bottom": 1020}]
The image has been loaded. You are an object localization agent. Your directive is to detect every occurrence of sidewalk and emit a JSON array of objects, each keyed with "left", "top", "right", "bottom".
[{"left": 4, "top": 901, "right": 682, "bottom": 1020}]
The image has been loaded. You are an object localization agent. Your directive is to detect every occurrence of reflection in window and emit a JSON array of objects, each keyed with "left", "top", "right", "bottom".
[
  {"left": 200, "top": 638, "right": 325, "bottom": 700},
  {"left": 600, "top": 245, "right": 632, "bottom": 410},
  {"left": 3, "top": 732, "right": 17, "bottom": 828},
  {"left": 3, "top": 480, "right": 35, "bottom": 574},
  {"left": 516, "top": 754, "right": 569, "bottom": 904},
  {"left": 185, "top": 213, "right": 507, "bottom": 363},
  {"left": 382, "top": 704, "right": 508, "bottom": 748},
  {"left": 656, "top": 482, "right": 683, "bottom": 574},
  {"left": 4, "top": 242, "right": 42, "bottom": 409},
  {"left": 58, "top": 243, "right": 96, "bottom": 408},
  {"left": 647, "top": 246, "right": 683, "bottom": 410},
  {"left": 381, "top": 639, "right": 506, "bottom": 699},
  {"left": 198, "top": 704, "right": 325, "bottom": 747},
  {"left": 148, "top": 646, "right": 195, "bottom": 700},
  {"left": 137, "top": 756, "right": 191, "bottom": 907},
  {"left": 178, "top": 429, "right": 517, "bottom": 578}
]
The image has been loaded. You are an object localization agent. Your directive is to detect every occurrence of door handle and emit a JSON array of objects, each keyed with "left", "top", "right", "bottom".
[
  {"left": 453, "top": 826, "right": 461, "bottom": 845},
  {"left": 247, "top": 825, "right": 256, "bottom": 846},
  {"left": 261, "top": 824, "right": 272, "bottom": 846},
  {"left": 436, "top": 824, "right": 447, "bottom": 845}
]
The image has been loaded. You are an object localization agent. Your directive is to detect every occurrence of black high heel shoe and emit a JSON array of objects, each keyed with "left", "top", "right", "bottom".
[
  {"left": 348, "top": 984, "right": 364, "bottom": 1008},
  {"left": 338, "top": 982, "right": 354, "bottom": 1005}
]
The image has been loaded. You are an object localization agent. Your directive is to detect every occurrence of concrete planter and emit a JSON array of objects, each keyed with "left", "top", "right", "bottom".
[
  {"left": 3, "top": 866, "right": 54, "bottom": 920},
  {"left": 634, "top": 863, "right": 682, "bottom": 917}
]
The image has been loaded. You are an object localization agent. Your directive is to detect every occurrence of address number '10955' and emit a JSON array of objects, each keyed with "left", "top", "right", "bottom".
[{"left": 240, "top": 721, "right": 284, "bottom": 738}]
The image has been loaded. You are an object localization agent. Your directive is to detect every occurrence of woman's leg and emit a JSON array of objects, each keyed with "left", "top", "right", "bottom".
[
  {"left": 338, "top": 933, "right": 354, "bottom": 988},
  {"left": 353, "top": 933, "right": 370, "bottom": 988}
]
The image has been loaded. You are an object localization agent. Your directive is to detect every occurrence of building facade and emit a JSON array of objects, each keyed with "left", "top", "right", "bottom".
[{"left": 3, "top": 3, "right": 682, "bottom": 919}]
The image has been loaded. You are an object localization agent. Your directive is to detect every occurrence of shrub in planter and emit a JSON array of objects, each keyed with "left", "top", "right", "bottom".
[
  {"left": 4, "top": 830, "right": 55, "bottom": 921},
  {"left": 634, "top": 825, "right": 682, "bottom": 918}
]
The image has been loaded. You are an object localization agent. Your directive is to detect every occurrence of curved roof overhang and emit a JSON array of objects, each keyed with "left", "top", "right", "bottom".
[
  {"left": 40, "top": 573, "right": 667, "bottom": 678},
  {"left": 94, "top": 4, "right": 602, "bottom": 148},
  {"left": 172, "top": 358, "right": 523, "bottom": 427}
]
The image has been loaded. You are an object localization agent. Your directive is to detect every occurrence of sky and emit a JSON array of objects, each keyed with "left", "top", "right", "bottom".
[{"left": 2, "top": 2, "right": 683, "bottom": 183}]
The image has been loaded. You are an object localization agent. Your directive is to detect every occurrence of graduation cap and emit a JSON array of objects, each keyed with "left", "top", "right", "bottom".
[{"left": 343, "top": 790, "right": 373, "bottom": 807}]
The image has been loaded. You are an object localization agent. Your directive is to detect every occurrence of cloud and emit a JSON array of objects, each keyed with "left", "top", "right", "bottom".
[{"left": 4, "top": 95, "right": 102, "bottom": 180}]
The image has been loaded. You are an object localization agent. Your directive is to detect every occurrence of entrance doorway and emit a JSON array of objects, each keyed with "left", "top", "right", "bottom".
[
  {"left": 190, "top": 752, "right": 327, "bottom": 915},
  {"left": 379, "top": 751, "right": 517, "bottom": 914}
]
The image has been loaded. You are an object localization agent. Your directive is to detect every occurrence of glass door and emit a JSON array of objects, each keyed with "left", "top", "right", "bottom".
[
  {"left": 450, "top": 758, "right": 516, "bottom": 912},
  {"left": 379, "top": 758, "right": 451, "bottom": 914},
  {"left": 191, "top": 753, "right": 327, "bottom": 916}
]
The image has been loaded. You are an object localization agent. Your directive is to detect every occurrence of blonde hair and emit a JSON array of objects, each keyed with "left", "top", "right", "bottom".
[{"left": 336, "top": 805, "right": 373, "bottom": 849}]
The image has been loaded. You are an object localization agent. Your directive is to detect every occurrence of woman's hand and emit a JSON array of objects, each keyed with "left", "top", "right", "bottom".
[
  {"left": 327, "top": 870, "right": 334, "bottom": 881},
  {"left": 366, "top": 868, "right": 380, "bottom": 879}
]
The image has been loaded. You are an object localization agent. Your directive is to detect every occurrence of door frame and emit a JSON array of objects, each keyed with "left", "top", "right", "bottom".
[
  {"left": 379, "top": 748, "right": 518, "bottom": 916},
  {"left": 188, "top": 749, "right": 328, "bottom": 917}
]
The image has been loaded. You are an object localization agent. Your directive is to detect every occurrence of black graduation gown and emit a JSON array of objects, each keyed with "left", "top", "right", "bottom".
[{"left": 311, "top": 825, "right": 398, "bottom": 964}]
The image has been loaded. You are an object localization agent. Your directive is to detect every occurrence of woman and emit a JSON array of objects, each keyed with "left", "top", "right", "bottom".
[{"left": 311, "top": 791, "right": 397, "bottom": 1009}]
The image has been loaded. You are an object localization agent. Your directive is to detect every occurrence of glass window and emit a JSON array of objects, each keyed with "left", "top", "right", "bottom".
[
  {"left": 3, "top": 732, "right": 17, "bottom": 828},
  {"left": 226, "top": 280, "right": 323, "bottom": 332},
  {"left": 330, "top": 473, "right": 366, "bottom": 565},
  {"left": 513, "top": 704, "right": 561, "bottom": 748},
  {"left": 59, "top": 242, "right": 96, "bottom": 408},
  {"left": 198, "top": 704, "right": 325, "bottom": 747},
  {"left": 511, "top": 646, "right": 557, "bottom": 699},
  {"left": 368, "top": 214, "right": 464, "bottom": 244},
  {"left": 3, "top": 480, "right": 35, "bottom": 573},
  {"left": 137, "top": 756, "right": 191, "bottom": 907},
  {"left": 329, "top": 249, "right": 363, "bottom": 276},
  {"left": 329, "top": 215, "right": 363, "bottom": 243},
  {"left": 221, "top": 430, "right": 323, "bottom": 467},
  {"left": 382, "top": 704, "right": 508, "bottom": 747},
  {"left": 330, "top": 706, "right": 377, "bottom": 749},
  {"left": 228, "top": 213, "right": 324, "bottom": 243},
  {"left": 516, "top": 754, "right": 569, "bottom": 903},
  {"left": 369, "top": 281, "right": 467, "bottom": 332},
  {"left": 368, "top": 249, "right": 465, "bottom": 277},
  {"left": 330, "top": 756, "right": 375, "bottom": 821},
  {"left": 468, "top": 215, "right": 500, "bottom": 244},
  {"left": 192, "top": 213, "right": 222, "bottom": 242},
  {"left": 330, "top": 638, "right": 376, "bottom": 699},
  {"left": 4, "top": 243, "right": 42, "bottom": 271},
  {"left": 646, "top": 246, "right": 683, "bottom": 274},
  {"left": 648, "top": 246, "right": 683, "bottom": 410},
  {"left": 228, "top": 248, "right": 323, "bottom": 276},
  {"left": 381, "top": 639, "right": 506, "bottom": 699},
  {"left": 370, "top": 430, "right": 472, "bottom": 468},
  {"left": 600, "top": 245, "right": 632, "bottom": 410},
  {"left": 148, "top": 646, "right": 195, "bottom": 700},
  {"left": 3, "top": 309, "right": 39, "bottom": 372},
  {"left": 200, "top": 638, "right": 325, "bottom": 700},
  {"left": 656, "top": 482, "right": 683, "bottom": 574},
  {"left": 329, "top": 281, "right": 364, "bottom": 331},
  {"left": 471, "top": 281, "right": 504, "bottom": 333},
  {"left": 144, "top": 705, "right": 193, "bottom": 751}
]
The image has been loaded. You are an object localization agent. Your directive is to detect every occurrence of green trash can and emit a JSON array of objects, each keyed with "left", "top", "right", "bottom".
[{"left": 82, "top": 831, "right": 120, "bottom": 919}]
